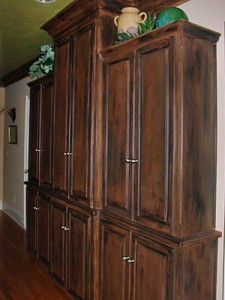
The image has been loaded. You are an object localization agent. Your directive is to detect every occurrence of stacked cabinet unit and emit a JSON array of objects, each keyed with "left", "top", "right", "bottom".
[
  {"left": 99, "top": 21, "right": 221, "bottom": 300},
  {"left": 26, "top": 1, "right": 221, "bottom": 299}
]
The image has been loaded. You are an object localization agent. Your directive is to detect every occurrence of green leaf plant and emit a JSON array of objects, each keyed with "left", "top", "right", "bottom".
[{"left": 28, "top": 44, "right": 54, "bottom": 79}]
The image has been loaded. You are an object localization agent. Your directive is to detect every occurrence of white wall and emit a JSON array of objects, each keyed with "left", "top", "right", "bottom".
[
  {"left": 179, "top": 1, "right": 225, "bottom": 299},
  {"left": 3, "top": 77, "right": 30, "bottom": 227},
  {"left": 0, "top": 88, "right": 5, "bottom": 209}
]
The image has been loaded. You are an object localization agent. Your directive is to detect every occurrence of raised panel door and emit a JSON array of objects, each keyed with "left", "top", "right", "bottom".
[
  {"left": 131, "top": 233, "right": 173, "bottom": 300},
  {"left": 134, "top": 39, "right": 175, "bottom": 233},
  {"left": 99, "top": 220, "right": 130, "bottom": 300},
  {"left": 102, "top": 52, "right": 134, "bottom": 218},
  {"left": 38, "top": 193, "right": 50, "bottom": 265},
  {"left": 67, "top": 209, "right": 92, "bottom": 299},
  {"left": 29, "top": 84, "right": 41, "bottom": 183},
  {"left": 70, "top": 25, "right": 94, "bottom": 205},
  {"left": 50, "top": 200, "right": 67, "bottom": 284},
  {"left": 53, "top": 40, "right": 70, "bottom": 194},
  {"left": 40, "top": 76, "right": 54, "bottom": 188},
  {"left": 26, "top": 188, "right": 38, "bottom": 253}
]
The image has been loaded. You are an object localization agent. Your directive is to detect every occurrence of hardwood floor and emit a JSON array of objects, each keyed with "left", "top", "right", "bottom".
[{"left": 0, "top": 211, "right": 72, "bottom": 300}]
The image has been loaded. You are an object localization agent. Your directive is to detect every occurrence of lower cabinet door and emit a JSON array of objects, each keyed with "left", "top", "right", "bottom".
[
  {"left": 67, "top": 208, "right": 92, "bottom": 299},
  {"left": 130, "top": 233, "right": 174, "bottom": 300},
  {"left": 26, "top": 188, "right": 38, "bottom": 254},
  {"left": 99, "top": 220, "right": 130, "bottom": 300},
  {"left": 50, "top": 200, "right": 67, "bottom": 284},
  {"left": 38, "top": 194, "right": 50, "bottom": 265}
]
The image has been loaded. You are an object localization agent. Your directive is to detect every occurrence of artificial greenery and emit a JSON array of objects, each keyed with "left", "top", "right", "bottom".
[
  {"left": 114, "top": 11, "right": 156, "bottom": 45},
  {"left": 138, "top": 11, "right": 156, "bottom": 34},
  {"left": 28, "top": 44, "right": 54, "bottom": 79}
]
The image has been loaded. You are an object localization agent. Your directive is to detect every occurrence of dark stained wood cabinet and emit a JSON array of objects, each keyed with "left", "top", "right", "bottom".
[
  {"left": 28, "top": 75, "right": 54, "bottom": 188},
  {"left": 102, "top": 22, "right": 219, "bottom": 237},
  {"left": 52, "top": 24, "right": 94, "bottom": 207},
  {"left": 26, "top": 187, "right": 50, "bottom": 266},
  {"left": 50, "top": 197, "right": 92, "bottom": 299},
  {"left": 99, "top": 20, "right": 221, "bottom": 300},
  {"left": 26, "top": 1, "right": 221, "bottom": 299}
]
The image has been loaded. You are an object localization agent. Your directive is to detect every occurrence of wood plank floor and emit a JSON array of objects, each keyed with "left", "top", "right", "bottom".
[{"left": 0, "top": 211, "right": 72, "bottom": 300}]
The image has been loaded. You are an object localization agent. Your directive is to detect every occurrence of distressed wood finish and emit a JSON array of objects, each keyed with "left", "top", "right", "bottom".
[
  {"left": 26, "top": 1, "right": 221, "bottom": 299},
  {"left": 28, "top": 75, "right": 54, "bottom": 188}
]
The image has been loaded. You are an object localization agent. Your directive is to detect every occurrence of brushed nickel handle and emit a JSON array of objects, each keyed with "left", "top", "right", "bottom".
[
  {"left": 126, "top": 158, "right": 138, "bottom": 163},
  {"left": 123, "top": 256, "right": 130, "bottom": 261},
  {"left": 33, "top": 207, "right": 40, "bottom": 211},
  {"left": 64, "top": 227, "right": 70, "bottom": 231},
  {"left": 35, "top": 149, "right": 42, "bottom": 152},
  {"left": 128, "top": 259, "right": 135, "bottom": 263},
  {"left": 61, "top": 226, "right": 65, "bottom": 230},
  {"left": 64, "top": 152, "right": 73, "bottom": 156}
]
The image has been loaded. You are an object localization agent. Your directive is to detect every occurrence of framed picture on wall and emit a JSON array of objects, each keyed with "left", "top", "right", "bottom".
[{"left": 8, "top": 125, "right": 17, "bottom": 144}]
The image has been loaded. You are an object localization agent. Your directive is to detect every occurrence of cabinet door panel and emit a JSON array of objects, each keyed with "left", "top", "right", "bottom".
[
  {"left": 50, "top": 201, "right": 67, "bottom": 284},
  {"left": 135, "top": 40, "right": 174, "bottom": 231},
  {"left": 100, "top": 220, "right": 129, "bottom": 300},
  {"left": 29, "top": 85, "right": 40, "bottom": 183},
  {"left": 40, "top": 77, "right": 54, "bottom": 187},
  {"left": 53, "top": 41, "right": 70, "bottom": 194},
  {"left": 67, "top": 209, "right": 91, "bottom": 299},
  {"left": 103, "top": 53, "right": 133, "bottom": 217},
  {"left": 70, "top": 26, "right": 93, "bottom": 202},
  {"left": 38, "top": 194, "right": 50, "bottom": 265},
  {"left": 131, "top": 233, "right": 173, "bottom": 300},
  {"left": 26, "top": 188, "right": 38, "bottom": 253}
]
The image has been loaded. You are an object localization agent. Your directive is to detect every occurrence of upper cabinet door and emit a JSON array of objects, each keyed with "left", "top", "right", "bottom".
[
  {"left": 40, "top": 76, "right": 54, "bottom": 188},
  {"left": 134, "top": 39, "right": 175, "bottom": 233},
  {"left": 102, "top": 52, "right": 134, "bottom": 218},
  {"left": 53, "top": 40, "right": 70, "bottom": 194},
  {"left": 29, "top": 84, "right": 41, "bottom": 183},
  {"left": 69, "top": 24, "right": 94, "bottom": 205}
]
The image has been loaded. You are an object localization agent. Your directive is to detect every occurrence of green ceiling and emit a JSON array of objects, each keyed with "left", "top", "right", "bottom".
[{"left": 0, "top": 0, "right": 74, "bottom": 80}]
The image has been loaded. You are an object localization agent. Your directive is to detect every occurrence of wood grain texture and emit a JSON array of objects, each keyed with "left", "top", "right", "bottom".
[{"left": 0, "top": 211, "right": 72, "bottom": 300}]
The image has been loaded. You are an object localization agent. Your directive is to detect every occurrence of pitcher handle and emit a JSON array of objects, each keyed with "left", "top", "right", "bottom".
[
  {"left": 139, "top": 12, "right": 148, "bottom": 23},
  {"left": 114, "top": 16, "right": 119, "bottom": 27}
]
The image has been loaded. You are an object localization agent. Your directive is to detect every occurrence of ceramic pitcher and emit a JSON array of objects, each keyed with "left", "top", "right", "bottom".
[{"left": 114, "top": 7, "right": 147, "bottom": 35}]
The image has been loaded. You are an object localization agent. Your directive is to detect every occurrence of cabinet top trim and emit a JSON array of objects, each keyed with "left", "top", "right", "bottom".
[{"left": 100, "top": 20, "right": 220, "bottom": 57}]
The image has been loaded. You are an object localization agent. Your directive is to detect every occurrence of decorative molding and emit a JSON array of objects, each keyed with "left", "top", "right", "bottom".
[{"left": 1, "top": 57, "right": 37, "bottom": 87}]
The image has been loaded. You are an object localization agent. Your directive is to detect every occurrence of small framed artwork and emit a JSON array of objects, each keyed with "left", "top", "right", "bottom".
[{"left": 8, "top": 125, "right": 17, "bottom": 144}]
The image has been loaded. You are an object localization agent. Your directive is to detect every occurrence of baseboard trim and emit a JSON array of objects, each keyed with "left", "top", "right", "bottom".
[{"left": 2, "top": 203, "right": 24, "bottom": 228}]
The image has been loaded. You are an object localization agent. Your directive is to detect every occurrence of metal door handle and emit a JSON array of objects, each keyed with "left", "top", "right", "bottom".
[{"left": 126, "top": 158, "right": 138, "bottom": 163}]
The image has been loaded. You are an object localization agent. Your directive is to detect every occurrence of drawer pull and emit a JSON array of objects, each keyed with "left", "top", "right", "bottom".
[{"left": 128, "top": 259, "right": 135, "bottom": 263}]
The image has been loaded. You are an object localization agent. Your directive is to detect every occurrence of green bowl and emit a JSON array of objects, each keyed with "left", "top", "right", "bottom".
[{"left": 156, "top": 7, "right": 189, "bottom": 28}]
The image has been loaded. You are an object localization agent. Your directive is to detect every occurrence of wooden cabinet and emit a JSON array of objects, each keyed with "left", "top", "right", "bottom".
[
  {"left": 101, "top": 22, "right": 219, "bottom": 238},
  {"left": 99, "top": 219, "right": 174, "bottom": 300},
  {"left": 50, "top": 198, "right": 92, "bottom": 299},
  {"left": 100, "top": 217, "right": 220, "bottom": 300},
  {"left": 52, "top": 24, "right": 94, "bottom": 207},
  {"left": 28, "top": 75, "right": 54, "bottom": 188},
  {"left": 25, "top": 1, "right": 221, "bottom": 299},
  {"left": 26, "top": 187, "right": 50, "bottom": 265}
]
